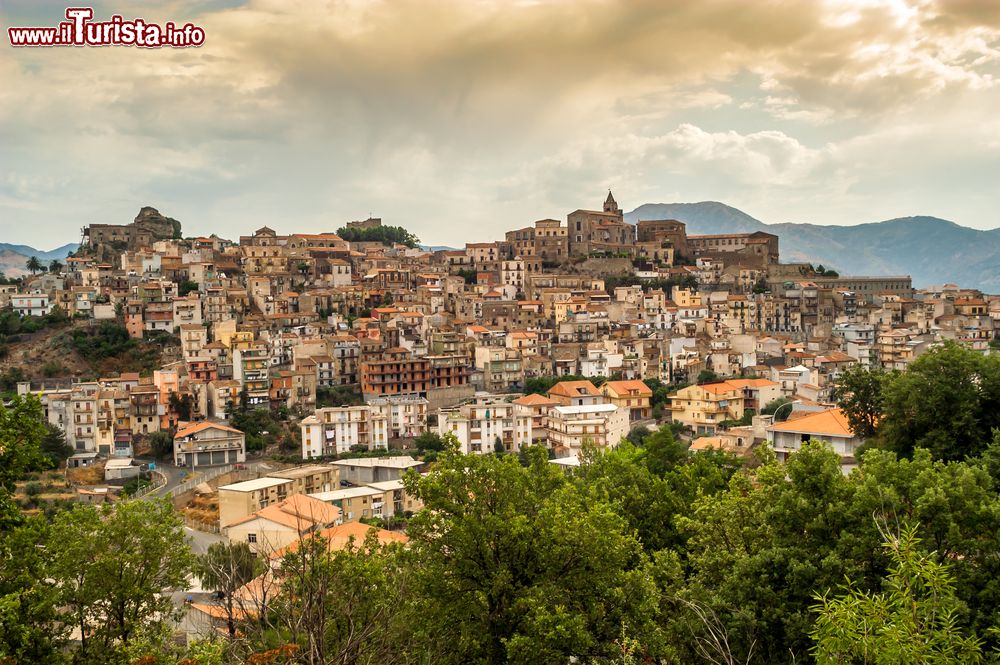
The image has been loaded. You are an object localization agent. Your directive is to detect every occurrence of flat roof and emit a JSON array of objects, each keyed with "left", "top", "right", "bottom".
[
  {"left": 309, "top": 487, "right": 385, "bottom": 501},
  {"left": 553, "top": 404, "right": 619, "bottom": 415},
  {"left": 366, "top": 479, "right": 405, "bottom": 491},
  {"left": 218, "top": 477, "right": 292, "bottom": 492},
  {"left": 330, "top": 456, "right": 422, "bottom": 469},
  {"left": 268, "top": 465, "right": 334, "bottom": 479}
]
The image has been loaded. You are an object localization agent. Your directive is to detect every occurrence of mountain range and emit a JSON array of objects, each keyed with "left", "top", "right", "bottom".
[
  {"left": 625, "top": 202, "right": 1000, "bottom": 292},
  {"left": 0, "top": 243, "right": 79, "bottom": 278}
]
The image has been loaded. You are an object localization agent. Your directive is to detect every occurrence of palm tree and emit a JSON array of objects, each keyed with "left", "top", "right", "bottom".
[
  {"left": 25, "top": 256, "right": 42, "bottom": 274},
  {"left": 49, "top": 259, "right": 64, "bottom": 274}
]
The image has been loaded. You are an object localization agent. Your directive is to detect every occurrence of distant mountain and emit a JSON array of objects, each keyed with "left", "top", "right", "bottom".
[
  {"left": 625, "top": 202, "right": 1000, "bottom": 292},
  {"left": 0, "top": 243, "right": 79, "bottom": 261},
  {"left": 0, "top": 242, "right": 79, "bottom": 278}
]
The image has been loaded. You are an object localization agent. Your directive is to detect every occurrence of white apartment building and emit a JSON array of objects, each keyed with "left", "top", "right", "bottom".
[
  {"left": 369, "top": 395, "right": 428, "bottom": 440},
  {"left": 12, "top": 293, "right": 53, "bottom": 317},
  {"left": 300, "top": 395, "right": 429, "bottom": 460},
  {"left": 300, "top": 405, "right": 372, "bottom": 458},
  {"left": 546, "top": 403, "right": 629, "bottom": 453},
  {"left": 438, "top": 395, "right": 533, "bottom": 455}
]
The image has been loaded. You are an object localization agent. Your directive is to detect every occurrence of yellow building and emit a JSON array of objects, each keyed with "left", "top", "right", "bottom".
[
  {"left": 218, "top": 477, "right": 294, "bottom": 529},
  {"left": 600, "top": 380, "right": 652, "bottom": 421},
  {"left": 667, "top": 382, "right": 745, "bottom": 435}
]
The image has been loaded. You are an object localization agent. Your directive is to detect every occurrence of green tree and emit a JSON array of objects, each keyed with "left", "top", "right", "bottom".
[
  {"left": 168, "top": 391, "right": 194, "bottom": 421},
  {"left": 39, "top": 422, "right": 73, "bottom": 467},
  {"left": 197, "top": 542, "right": 262, "bottom": 640},
  {"left": 48, "top": 499, "right": 193, "bottom": 660},
  {"left": 641, "top": 424, "right": 690, "bottom": 476},
  {"left": 335, "top": 224, "right": 421, "bottom": 249},
  {"left": 266, "top": 529, "right": 420, "bottom": 664},
  {"left": 851, "top": 448, "right": 1000, "bottom": 641},
  {"left": 177, "top": 280, "right": 199, "bottom": 296},
  {"left": 625, "top": 425, "right": 651, "bottom": 446},
  {"left": 811, "top": 523, "right": 983, "bottom": 664},
  {"left": 834, "top": 364, "right": 889, "bottom": 440},
  {"left": 574, "top": 442, "right": 690, "bottom": 554},
  {"left": 761, "top": 396, "right": 793, "bottom": 421},
  {"left": 878, "top": 341, "right": 1000, "bottom": 460},
  {"left": 148, "top": 430, "right": 174, "bottom": 460},
  {"left": 70, "top": 321, "right": 137, "bottom": 361},
  {"left": 678, "top": 443, "right": 860, "bottom": 663},
  {"left": 0, "top": 517, "right": 67, "bottom": 662},
  {"left": 48, "top": 259, "right": 63, "bottom": 274},
  {"left": 414, "top": 431, "right": 445, "bottom": 453},
  {"left": 403, "top": 447, "right": 661, "bottom": 664},
  {"left": 25, "top": 256, "right": 42, "bottom": 275},
  {"left": 696, "top": 369, "right": 720, "bottom": 384},
  {"left": 0, "top": 395, "right": 48, "bottom": 525}
]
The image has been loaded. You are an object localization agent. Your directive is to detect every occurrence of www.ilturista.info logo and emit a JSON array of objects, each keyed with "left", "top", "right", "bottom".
[{"left": 8, "top": 7, "right": 205, "bottom": 48}]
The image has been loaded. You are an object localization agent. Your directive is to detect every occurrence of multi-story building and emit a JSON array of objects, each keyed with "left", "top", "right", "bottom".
[
  {"left": 546, "top": 403, "right": 628, "bottom": 452},
  {"left": 438, "top": 395, "right": 533, "bottom": 454},
  {"left": 600, "top": 380, "right": 653, "bottom": 421},
  {"left": 359, "top": 348, "right": 470, "bottom": 401},
  {"left": 474, "top": 346, "right": 525, "bottom": 393},
  {"left": 687, "top": 231, "right": 779, "bottom": 266},
  {"left": 301, "top": 394, "right": 427, "bottom": 459},
  {"left": 531, "top": 219, "right": 569, "bottom": 263},
  {"left": 369, "top": 394, "right": 428, "bottom": 440},
  {"left": 218, "top": 477, "right": 294, "bottom": 529},
  {"left": 547, "top": 380, "right": 604, "bottom": 407},
  {"left": 173, "top": 421, "right": 247, "bottom": 469},
  {"left": 566, "top": 192, "right": 634, "bottom": 256},
  {"left": 667, "top": 382, "right": 746, "bottom": 435},
  {"left": 11, "top": 293, "right": 53, "bottom": 317},
  {"left": 70, "top": 382, "right": 100, "bottom": 453},
  {"left": 233, "top": 343, "right": 271, "bottom": 407},
  {"left": 267, "top": 465, "right": 340, "bottom": 496}
]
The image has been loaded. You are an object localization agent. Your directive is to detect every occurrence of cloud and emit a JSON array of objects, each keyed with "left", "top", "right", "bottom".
[{"left": 0, "top": 0, "right": 998, "bottom": 246}]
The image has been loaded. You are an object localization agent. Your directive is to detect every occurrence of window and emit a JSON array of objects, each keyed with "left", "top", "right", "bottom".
[{"left": 247, "top": 533, "right": 257, "bottom": 544}]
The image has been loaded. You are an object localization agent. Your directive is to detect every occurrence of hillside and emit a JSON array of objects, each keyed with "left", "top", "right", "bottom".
[
  {"left": 625, "top": 203, "right": 1000, "bottom": 291},
  {"left": 0, "top": 242, "right": 79, "bottom": 278}
]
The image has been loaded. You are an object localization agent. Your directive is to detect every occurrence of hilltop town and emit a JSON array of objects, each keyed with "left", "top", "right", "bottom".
[
  {"left": 3, "top": 192, "right": 992, "bottom": 465},
  {"left": 3, "top": 193, "right": 1000, "bottom": 660}
]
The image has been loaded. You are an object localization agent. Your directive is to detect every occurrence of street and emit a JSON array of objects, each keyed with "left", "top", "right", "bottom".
[{"left": 185, "top": 525, "right": 226, "bottom": 555}]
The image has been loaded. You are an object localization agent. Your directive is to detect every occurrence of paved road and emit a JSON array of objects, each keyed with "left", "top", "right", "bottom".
[
  {"left": 132, "top": 457, "right": 188, "bottom": 499},
  {"left": 185, "top": 525, "right": 226, "bottom": 555}
]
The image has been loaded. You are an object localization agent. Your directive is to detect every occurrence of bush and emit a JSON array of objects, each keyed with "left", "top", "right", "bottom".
[
  {"left": 121, "top": 478, "right": 151, "bottom": 497},
  {"left": 24, "top": 481, "right": 43, "bottom": 497},
  {"left": 70, "top": 321, "right": 136, "bottom": 361},
  {"left": 41, "top": 361, "right": 65, "bottom": 378}
]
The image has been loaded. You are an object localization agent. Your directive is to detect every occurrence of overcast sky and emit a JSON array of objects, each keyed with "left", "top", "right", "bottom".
[{"left": 2, "top": 0, "right": 999, "bottom": 248}]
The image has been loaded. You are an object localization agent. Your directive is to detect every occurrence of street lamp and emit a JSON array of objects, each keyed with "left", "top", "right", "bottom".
[{"left": 772, "top": 400, "right": 798, "bottom": 423}]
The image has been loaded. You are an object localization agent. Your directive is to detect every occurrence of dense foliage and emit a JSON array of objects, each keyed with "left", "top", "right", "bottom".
[
  {"left": 7, "top": 353, "right": 1000, "bottom": 663},
  {"left": 334, "top": 224, "right": 420, "bottom": 248},
  {"left": 603, "top": 273, "right": 698, "bottom": 294},
  {"left": 70, "top": 321, "right": 137, "bottom": 360},
  {"left": 837, "top": 341, "right": 1000, "bottom": 460},
  {"left": 67, "top": 321, "right": 169, "bottom": 374},
  {"left": 229, "top": 407, "right": 283, "bottom": 452}
]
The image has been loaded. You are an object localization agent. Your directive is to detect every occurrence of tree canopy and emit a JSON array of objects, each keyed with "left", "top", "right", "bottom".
[{"left": 334, "top": 224, "right": 420, "bottom": 249}]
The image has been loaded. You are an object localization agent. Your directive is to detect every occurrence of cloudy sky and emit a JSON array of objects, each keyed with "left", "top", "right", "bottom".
[{"left": 2, "top": 0, "right": 999, "bottom": 248}]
